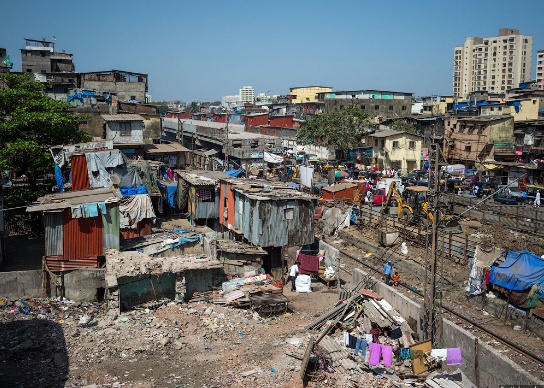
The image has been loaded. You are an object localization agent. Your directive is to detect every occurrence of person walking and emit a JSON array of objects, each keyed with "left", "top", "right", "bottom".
[
  {"left": 383, "top": 260, "right": 393, "bottom": 286},
  {"left": 521, "top": 190, "right": 527, "bottom": 205},
  {"left": 458, "top": 187, "right": 462, "bottom": 196},
  {"left": 535, "top": 190, "right": 541, "bottom": 207},
  {"left": 287, "top": 262, "right": 299, "bottom": 292}
]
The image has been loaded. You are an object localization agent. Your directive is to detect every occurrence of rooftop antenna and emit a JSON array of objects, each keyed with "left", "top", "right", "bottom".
[{"left": 53, "top": 36, "right": 56, "bottom": 41}]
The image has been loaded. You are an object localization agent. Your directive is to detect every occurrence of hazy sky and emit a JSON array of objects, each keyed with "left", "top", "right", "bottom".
[{"left": 3, "top": 0, "right": 544, "bottom": 101}]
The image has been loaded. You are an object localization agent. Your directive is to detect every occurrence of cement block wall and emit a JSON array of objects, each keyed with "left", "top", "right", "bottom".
[
  {"left": 351, "top": 268, "right": 544, "bottom": 386},
  {"left": 106, "top": 121, "right": 144, "bottom": 144},
  {"left": 0, "top": 268, "right": 106, "bottom": 302},
  {"left": 81, "top": 81, "right": 146, "bottom": 102}
]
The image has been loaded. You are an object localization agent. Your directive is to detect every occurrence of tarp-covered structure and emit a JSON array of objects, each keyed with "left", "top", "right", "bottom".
[{"left": 490, "top": 250, "right": 544, "bottom": 302}]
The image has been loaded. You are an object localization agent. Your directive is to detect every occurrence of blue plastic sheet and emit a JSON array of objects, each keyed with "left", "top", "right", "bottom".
[
  {"left": 169, "top": 235, "right": 200, "bottom": 249},
  {"left": 54, "top": 164, "right": 65, "bottom": 193},
  {"left": 489, "top": 250, "right": 544, "bottom": 302},
  {"left": 120, "top": 185, "right": 147, "bottom": 195},
  {"left": 165, "top": 184, "right": 177, "bottom": 208},
  {"left": 224, "top": 168, "right": 245, "bottom": 177}
]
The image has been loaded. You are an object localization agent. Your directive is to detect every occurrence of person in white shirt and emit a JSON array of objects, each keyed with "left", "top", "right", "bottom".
[
  {"left": 287, "top": 262, "right": 299, "bottom": 292},
  {"left": 535, "top": 190, "right": 541, "bottom": 207}
]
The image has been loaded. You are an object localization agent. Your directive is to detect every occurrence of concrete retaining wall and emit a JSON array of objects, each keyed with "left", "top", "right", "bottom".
[
  {"left": 0, "top": 268, "right": 106, "bottom": 302},
  {"left": 351, "top": 268, "right": 544, "bottom": 386}
]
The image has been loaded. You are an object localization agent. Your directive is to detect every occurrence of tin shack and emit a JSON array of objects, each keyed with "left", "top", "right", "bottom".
[
  {"left": 322, "top": 183, "right": 358, "bottom": 201},
  {"left": 26, "top": 188, "right": 122, "bottom": 272}
]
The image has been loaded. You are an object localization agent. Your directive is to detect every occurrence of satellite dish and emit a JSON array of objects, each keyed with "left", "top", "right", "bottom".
[{"left": 110, "top": 174, "right": 121, "bottom": 185}]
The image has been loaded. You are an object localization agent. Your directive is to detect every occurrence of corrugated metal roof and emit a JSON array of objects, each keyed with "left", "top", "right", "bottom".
[
  {"left": 323, "top": 183, "right": 358, "bottom": 193},
  {"left": 176, "top": 170, "right": 231, "bottom": 186},
  {"left": 101, "top": 114, "right": 144, "bottom": 122},
  {"left": 27, "top": 188, "right": 122, "bottom": 212},
  {"left": 369, "top": 130, "right": 406, "bottom": 138}
]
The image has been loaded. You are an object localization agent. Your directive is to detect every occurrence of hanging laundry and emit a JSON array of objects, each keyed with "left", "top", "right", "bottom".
[
  {"left": 400, "top": 348, "right": 411, "bottom": 360},
  {"left": 390, "top": 327, "right": 403, "bottom": 340},
  {"left": 365, "top": 334, "right": 373, "bottom": 344},
  {"left": 369, "top": 328, "right": 381, "bottom": 344},
  {"left": 447, "top": 347, "right": 462, "bottom": 365},
  {"left": 368, "top": 342, "right": 381, "bottom": 366},
  {"left": 354, "top": 338, "right": 367, "bottom": 357},
  {"left": 82, "top": 203, "right": 99, "bottom": 218},
  {"left": 347, "top": 334, "right": 357, "bottom": 349},
  {"left": 431, "top": 349, "right": 448, "bottom": 361},
  {"left": 381, "top": 344, "right": 393, "bottom": 367}
]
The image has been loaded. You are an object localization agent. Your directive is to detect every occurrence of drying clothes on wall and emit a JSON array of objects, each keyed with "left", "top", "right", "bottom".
[
  {"left": 298, "top": 253, "right": 320, "bottom": 275},
  {"left": 119, "top": 194, "right": 156, "bottom": 229},
  {"left": 197, "top": 189, "right": 212, "bottom": 201},
  {"left": 446, "top": 347, "right": 462, "bottom": 365},
  {"left": 70, "top": 202, "right": 107, "bottom": 219},
  {"left": 85, "top": 150, "right": 125, "bottom": 188},
  {"left": 430, "top": 349, "right": 448, "bottom": 361},
  {"left": 368, "top": 343, "right": 393, "bottom": 367}
]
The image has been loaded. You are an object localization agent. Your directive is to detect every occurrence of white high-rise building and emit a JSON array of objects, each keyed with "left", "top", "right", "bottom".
[
  {"left": 239, "top": 86, "right": 255, "bottom": 104},
  {"left": 537, "top": 50, "right": 544, "bottom": 89},
  {"left": 453, "top": 29, "right": 532, "bottom": 98}
]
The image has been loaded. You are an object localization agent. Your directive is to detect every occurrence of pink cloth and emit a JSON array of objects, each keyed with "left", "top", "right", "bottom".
[
  {"left": 368, "top": 342, "right": 381, "bottom": 366},
  {"left": 447, "top": 347, "right": 462, "bottom": 365},
  {"left": 381, "top": 344, "right": 393, "bottom": 367}
]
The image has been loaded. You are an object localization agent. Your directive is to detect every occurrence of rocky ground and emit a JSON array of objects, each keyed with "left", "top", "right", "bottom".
[{"left": 0, "top": 283, "right": 403, "bottom": 388}]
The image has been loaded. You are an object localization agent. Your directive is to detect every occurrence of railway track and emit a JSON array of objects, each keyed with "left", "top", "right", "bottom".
[{"left": 338, "top": 247, "right": 544, "bottom": 366}]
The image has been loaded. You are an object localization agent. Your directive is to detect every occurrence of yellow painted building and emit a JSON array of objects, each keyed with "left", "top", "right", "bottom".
[
  {"left": 290, "top": 86, "right": 332, "bottom": 103},
  {"left": 369, "top": 130, "right": 423, "bottom": 172},
  {"left": 480, "top": 97, "right": 544, "bottom": 121}
]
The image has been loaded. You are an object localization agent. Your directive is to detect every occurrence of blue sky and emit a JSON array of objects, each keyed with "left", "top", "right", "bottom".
[{"left": 3, "top": 0, "right": 544, "bottom": 101}]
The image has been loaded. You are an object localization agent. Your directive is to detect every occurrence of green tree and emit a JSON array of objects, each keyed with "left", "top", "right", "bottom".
[
  {"left": 187, "top": 101, "right": 200, "bottom": 113},
  {"left": 0, "top": 73, "right": 91, "bottom": 205},
  {"left": 150, "top": 101, "right": 170, "bottom": 115},
  {"left": 391, "top": 119, "right": 418, "bottom": 135},
  {"left": 297, "top": 104, "right": 374, "bottom": 158}
]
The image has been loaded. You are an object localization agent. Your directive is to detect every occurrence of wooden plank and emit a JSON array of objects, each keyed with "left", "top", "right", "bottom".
[
  {"left": 300, "top": 337, "right": 314, "bottom": 381},
  {"left": 410, "top": 339, "right": 432, "bottom": 375},
  {"left": 360, "top": 289, "right": 382, "bottom": 300}
]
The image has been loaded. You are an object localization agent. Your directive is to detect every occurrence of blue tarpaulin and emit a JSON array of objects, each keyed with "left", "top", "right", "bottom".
[
  {"left": 287, "top": 182, "right": 300, "bottom": 189},
  {"left": 165, "top": 184, "right": 177, "bottom": 208},
  {"left": 224, "top": 168, "right": 245, "bottom": 177},
  {"left": 519, "top": 82, "right": 527, "bottom": 88},
  {"left": 489, "top": 250, "right": 544, "bottom": 302},
  {"left": 506, "top": 101, "right": 521, "bottom": 114},
  {"left": 169, "top": 234, "right": 200, "bottom": 249},
  {"left": 120, "top": 185, "right": 147, "bottom": 195},
  {"left": 54, "top": 164, "right": 65, "bottom": 193}
]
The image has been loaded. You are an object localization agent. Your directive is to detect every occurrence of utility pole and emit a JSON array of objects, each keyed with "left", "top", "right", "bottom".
[{"left": 262, "top": 139, "right": 266, "bottom": 179}]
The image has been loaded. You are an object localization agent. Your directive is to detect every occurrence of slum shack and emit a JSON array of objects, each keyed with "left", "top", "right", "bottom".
[
  {"left": 176, "top": 170, "right": 231, "bottom": 227},
  {"left": 210, "top": 239, "right": 267, "bottom": 279},
  {"left": 104, "top": 248, "right": 223, "bottom": 311},
  {"left": 322, "top": 183, "right": 357, "bottom": 201},
  {"left": 118, "top": 193, "right": 156, "bottom": 239},
  {"left": 219, "top": 179, "right": 317, "bottom": 278},
  {"left": 26, "top": 188, "right": 122, "bottom": 272},
  {"left": 143, "top": 141, "right": 189, "bottom": 169}
]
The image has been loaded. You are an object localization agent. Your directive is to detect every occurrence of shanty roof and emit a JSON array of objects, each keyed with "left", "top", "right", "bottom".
[
  {"left": 26, "top": 188, "right": 122, "bottom": 212},
  {"left": 144, "top": 142, "right": 189, "bottom": 154},
  {"left": 323, "top": 183, "right": 357, "bottom": 193},
  {"left": 176, "top": 170, "right": 232, "bottom": 186},
  {"left": 102, "top": 114, "right": 144, "bottom": 122},
  {"left": 213, "top": 239, "right": 267, "bottom": 255},
  {"left": 232, "top": 185, "right": 316, "bottom": 201},
  {"left": 455, "top": 115, "right": 511, "bottom": 122}
]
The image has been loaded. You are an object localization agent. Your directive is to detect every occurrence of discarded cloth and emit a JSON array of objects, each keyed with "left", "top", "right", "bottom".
[
  {"left": 298, "top": 253, "right": 320, "bottom": 275},
  {"left": 85, "top": 150, "right": 124, "bottom": 188},
  {"left": 447, "top": 347, "right": 462, "bottom": 365},
  {"left": 368, "top": 342, "right": 381, "bottom": 366},
  {"left": 390, "top": 327, "right": 403, "bottom": 340},
  {"left": 119, "top": 194, "right": 156, "bottom": 228},
  {"left": 431, "top": 349, "right": 448, "bottom": 361},
  {"left": 347, "top": 334, "right": 357, "bottom": 349},
  {"left": 344, "top": 331, "right": 349, "bottom": 347},
  {"left": 354, "top": 338, "right": 367, "bottom": 357},
  {"left": 381, "top": 344, "right": 393, "bottom": 367}
]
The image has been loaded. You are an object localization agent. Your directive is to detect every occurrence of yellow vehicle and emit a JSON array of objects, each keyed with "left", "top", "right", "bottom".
[
  {"left": 384, "top": 182, "right": 461, "bottom": 231},
  {"left": 523, "top": 184, "right": 544, "bottom": 196},
  {"left": 358, "top": 171, "right": 368, "bottom": 179}
]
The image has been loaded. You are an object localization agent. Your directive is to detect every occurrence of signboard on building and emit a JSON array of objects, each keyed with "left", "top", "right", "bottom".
[{"left": 421, "top": 148, "right": 429, "bottom": 161}]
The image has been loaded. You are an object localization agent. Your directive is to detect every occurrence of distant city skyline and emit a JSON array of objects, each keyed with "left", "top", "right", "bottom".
[{"left": 2, "top": 0, "right": 544, "bottom": 101}]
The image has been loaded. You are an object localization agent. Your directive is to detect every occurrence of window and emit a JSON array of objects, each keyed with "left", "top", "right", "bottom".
[
  {"left": 40, "top": 51, "right": 45, "bottom": 57},
  {"left": 393, "top": 141, "right": 399, "bottom": 148},
  {"left": 465, "top": 146, "right": 472, "bottom": 152},
  {"left": 360, "top": 105, "right": 365, "bottom": 110},
  {"left": 375, "top": 105, "right": 379, "bottom": 110},
  {"left": 380, "top": 140, "right": 385, "bottom": 148},
  {"left": 374, "top": 139, "right": 378, "bottom": 146},
  {"left": 389, "top": 106, "right": 394, "bottom": 111},
  {"left": 119, "top": 122, "right": 132, "bottom": 136},
  {"left": 284, "top": 208, "right": 294, "bottom": 220},
  {"left": 409, "top": 141, "right": 415, "bottom": 149},
  {"left": 80, "top": 120, "right": 88, "bottom": 126},
  {"left": 130, "top": 95, "right": 136, "bottom": 100},
  {"left": 402, "top": 106, "right": 407, "bottom": 111},
  {"left": 26, "top": 69, "right": 32, "bottom": 72}
]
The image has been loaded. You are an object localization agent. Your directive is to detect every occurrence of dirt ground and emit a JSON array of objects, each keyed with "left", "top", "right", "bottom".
[{"left": 1, "top": 282, "right": 381, "bottom": 388}]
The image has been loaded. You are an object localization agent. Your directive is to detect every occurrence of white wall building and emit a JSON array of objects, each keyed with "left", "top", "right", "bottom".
[{"left": 239, "top": 86, "right": 255, "bottom": 104}]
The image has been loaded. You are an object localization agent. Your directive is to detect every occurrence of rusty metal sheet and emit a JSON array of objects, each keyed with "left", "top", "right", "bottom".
[
  {"left": 120, "top": 219, "right": 151, "bottom": 240},
  {"left": 62, "top": 209, "right": 103, "bottom": 260},
  {"left": 71, "top": 155, "right": 91, "bottom": 191},
  {"left": 45, "top": 256, "right": 99, "bottom": 272}
]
